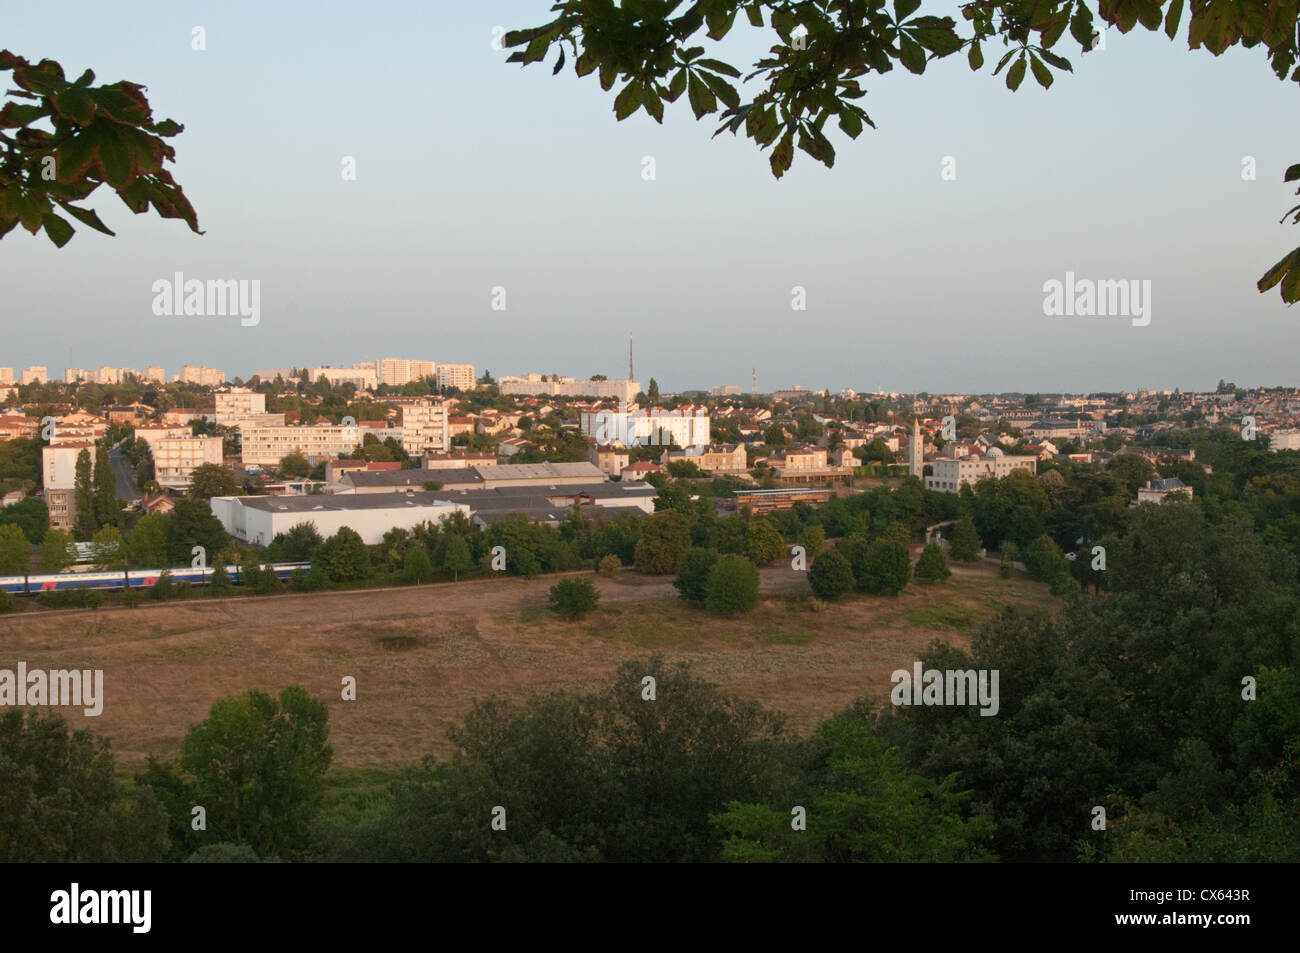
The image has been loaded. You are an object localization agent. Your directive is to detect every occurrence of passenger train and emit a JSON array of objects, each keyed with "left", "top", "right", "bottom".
[{"left": 0, "top": 563, "right": 312, "bottom": 595}]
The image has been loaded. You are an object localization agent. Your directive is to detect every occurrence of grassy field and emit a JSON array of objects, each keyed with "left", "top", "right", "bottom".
[{"left": 1, "top": 558, "right": 1057, "bottom": 777}]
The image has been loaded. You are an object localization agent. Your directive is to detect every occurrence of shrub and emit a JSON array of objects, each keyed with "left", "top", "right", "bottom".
[
  {"left": 999, "top": 543, "right": 1017, "bottom": 579},
  {"left": 807, "top": 549, "right": 854, "bottom": 600},
  {"left": 1025, "top": 535, "right": 1069, "bottom": 584},
  {"left": 0, "top": 588, "right": 15, "bottom": 613},
  {"left": 704, "top": 555, "right": 759, "bottom": 615},
  {"left": 634, "top": 511, "right": 691, "bottom": 575},
  {"left": 913, "top": 543, "right": 951, "bottom": 584},
  {"left": 598, "top": 554, "right": 622, "bottom": 578},
  {"left": 674, "top": 547, "right": 719, "bottom": 604},
  {"left": 548, "top": 578, "right": 600, "bottom": 621},
  {"left": 745, "top": 519, "right": 785, "bottom": 566},
  {"left": 402, "top": 546, "right": 434, "bottom": 584},
  {"left": 152, "top": 571, "right": 175, "bottom": 601}
]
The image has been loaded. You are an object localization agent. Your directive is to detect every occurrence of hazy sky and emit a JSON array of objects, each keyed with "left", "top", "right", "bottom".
[{"left": 2, "top": 1, "right": 1297, "bottom": 394}]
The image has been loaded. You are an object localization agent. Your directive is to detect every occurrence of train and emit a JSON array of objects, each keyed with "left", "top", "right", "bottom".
[{"left": 0, "top": 562, "right": 312, "bottom": 595}]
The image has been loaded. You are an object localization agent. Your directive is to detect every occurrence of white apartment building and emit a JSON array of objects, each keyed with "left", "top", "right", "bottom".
[
  {"left": 142, "top": 366, "right": 166, "bottom": 384},
  {"left": 435, "top": 363, "right": 476, "bottom": 391},
  {"left": 0, "top": 368, "right": 12, "bottom": 383},
  {"left": 924, "top": 451, "right": 1038, "bottom": 493},
  {"left": 400, "top": 400, "right": 450, "bottom": 454},
  {"left": 1270, "top": 430, "right": 1300, "bottom": 452},
  {"left": 96, "top": 366, "right": 119, "bottom": 384},
  {"left": 153, "top": 436, "right": 224, "bottom": 489},
  {"left": 175, "top": 365, "right": 226, "bottom": 386},
  {"left": 134, "top": 423, "right": 194, "bottom": 453},
  {"left": 500, "top": 374, "right": 641, "bottom": 403},
  {"left": 64, "top": 367, "right": 86, "bottom": 384},
  {"left": 21, "top": 366, "right": 48, "bottom": 385},
  {"left": 240, "top": 423, "right": 361, "bottom": 466},
  {"left": 308, "top": 366, "right": 379, "bottom": 390},
  {"left": 215, "top": 389, "right": 266, "bottom": 424},
  {"left": 41, "top": 441, "right": 95, "bottom": 531},
  {"left": 580, "top": 405, "right": 711, "bottom": 448},
  {"left": 374, "top": 358, "right": 436, "bottom": 387}
]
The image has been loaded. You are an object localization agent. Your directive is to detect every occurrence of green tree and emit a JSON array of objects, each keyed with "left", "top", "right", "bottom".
[
  {"left": 634, "top": 510, "right": 691, "bottom": 574},
  {"left": 1024, "top": 534, "right": 1069, "bottom": 584},
  {"left": 317, "top": 526, "right": 371, "bottom": 583},
  {"left": 92, "top": 443, "right": 119, "bottom": 527},
  {"left": 209, "top": 562, "right": 232, "bottom": 594},
  {"left": 0, "top": 522, "right": 31, "bottom": 574},
  {"left": 128, "top": 512, "right": 170, "bottom": 567},
  {"left": 441, "top": 534, "right": 473, "bottom": 582},
  {"left": 37, "top": 527, "right": 76, "bottom": 571},
  {"left": 705, "top": 554, "right": 759, "bottom": 615},
  {"left": 950, "top": 516, "right": 980, "bottom": 562},
  {"left": 0, "top": 496, "right": 48, "bottom": 544},
  {"left": 673, "top": 546, "right": 719, "bottom": 604},
  {"left": 267, "top": 522, "right": 323, "bottom": 563},
  {"left": 166, "top": 498, "right": 227, "bottom": 566},
  {"left": 73, "top": 447, "right": 96, "bottom": 540},
  {"left": 745, "top": 518, "right": 785, "bottom": 566},
  {"left": 858, "top": 539, "right": 911, "bottom": 596},
  {"left": 278, "top": 451, "right": 309, "bottom": 478},
  {"left": 797, "top": 523, "right": 825, "bottom": 557},
  {"left": 402, "top": 545, "right": 433, "bottom": 584},
  {"left": 0, "top": 711, "right": 168, "bottom": 861},
  {"left": 807, "top": 548, "right": 854, "bottom": 600},
  {"left": 90, "top": 523, "right": 126, "bottom": 569},
  {"left": 177, "top": 685, "right": 332, "bottom": 858},
  {"left": 647, "top": 377, "right": 660, "bottom": 404},
  {"left": 548, "top": 577, "right": 600, "bottom": 620},
  {"left": 713, "top": 719, "right": 996, "bottom": 862},
  {"left": 598, "top": 553, "right": 622, "bottom": 577},
  {"left": 0, "top": 50, "right": 199, "bottom": 248},
  {"left": 188, "top": 463, "right": 238, "bottom": 500},
  {"left": 913, "top": 541, "right": 951, "bottom": 583}
]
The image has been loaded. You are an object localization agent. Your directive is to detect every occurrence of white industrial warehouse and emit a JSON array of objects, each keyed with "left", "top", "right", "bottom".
[{"left": 209, "top": 492, "right": 470, "bottom": 546}]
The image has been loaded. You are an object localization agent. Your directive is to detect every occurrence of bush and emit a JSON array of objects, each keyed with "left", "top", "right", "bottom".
[
  {"left": 704, "top": 555, "right": 759, "bottom": 615},
  {"left": 999, "top": 543, "right": 1017, "bottom": 579},
  {"left": 548, "top": 578, "right": 600, "bottom": 621},
  {"left": 674, "top": 547, "right": 719, "bottom": 604},
  {"left": 913, "top": 543, "right": 951, "bottom": 584},
  {"left": 598, "top": 554, "right": 622, "bottom": 578},
  {"left": 0, "top": 588, "right": 15, "bottom": 613},
  {"left": 209, "top": 563, "right": 232, "bottom": 595},
  {"left": 807, "top": 549, "right": 854, "bottom": 600},
  {"left": 151, "top": 571, "right": 175, "bottom": 601}
]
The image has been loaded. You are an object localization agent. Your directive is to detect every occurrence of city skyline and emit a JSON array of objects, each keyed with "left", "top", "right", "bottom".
[{"left": 3, "top": 1, "right": 1298, "bottom": 393}]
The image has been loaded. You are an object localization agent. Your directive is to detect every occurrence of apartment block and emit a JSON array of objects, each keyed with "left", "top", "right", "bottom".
[
  {"left": 21, "top": 366, "right": 48, "bottom": 385},
  {"left": 240, "top": 423, "right": 360, "bottom": 466},
  {"left": 308, "top": 366, "right": 378, "bottom": 390},
  {"left": 64, "top": 367, "right": 86, "bottom": 384},
  {"left": 175, "top": 365, "right": 226, "bottom": 386},
  {"left": 661, "top": 442, "right": 748, "bottom": 473},
  {"left": 435, "top": 363, "right": 476, "bottom": 391},
  {"left": 580, "top": 406, "right": 711, "bottom": 448},
  {"left": 214, "top": 389, "right": 267, "bottom": 425},
  {"left": 500, "top": 374, "right": 640, "bottom": 403},
  {"left": 400, "top": 400, "right": 450, "bottom": 454},
  {"left": 41, "top": 441, "right": 96, "bottom": 531},
  {"left": 375, "top": 358, "right": 436, "bottom": 387},
  {"left": 141, "top": 366, "right": 166, "bottom": 384},
  {"left": 96, "top": 366, "right": 119, "bottom": 385},
  {"left": 0, "top": 368, "right": 12, "bottom": 383},
  {"left": 153, "top": 436, "right": 224, "bottom": 489}
]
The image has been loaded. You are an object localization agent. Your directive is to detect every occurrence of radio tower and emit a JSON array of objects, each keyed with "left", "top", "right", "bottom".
[
  {"left": 629, "top": 333, "right": 634, "bottom": 381},
  {"left": 752, "top": 367, "right": 757, "bottom": 394}
]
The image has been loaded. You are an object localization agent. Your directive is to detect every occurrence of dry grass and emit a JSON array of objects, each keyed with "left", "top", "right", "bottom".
[{"left": 0, "top": 561, "right": 1055, "bottom": 775}]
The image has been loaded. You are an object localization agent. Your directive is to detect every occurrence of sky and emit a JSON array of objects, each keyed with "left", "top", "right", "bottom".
[{"left": 2, "top": 0, "right": 1298, "bottom": 395}]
